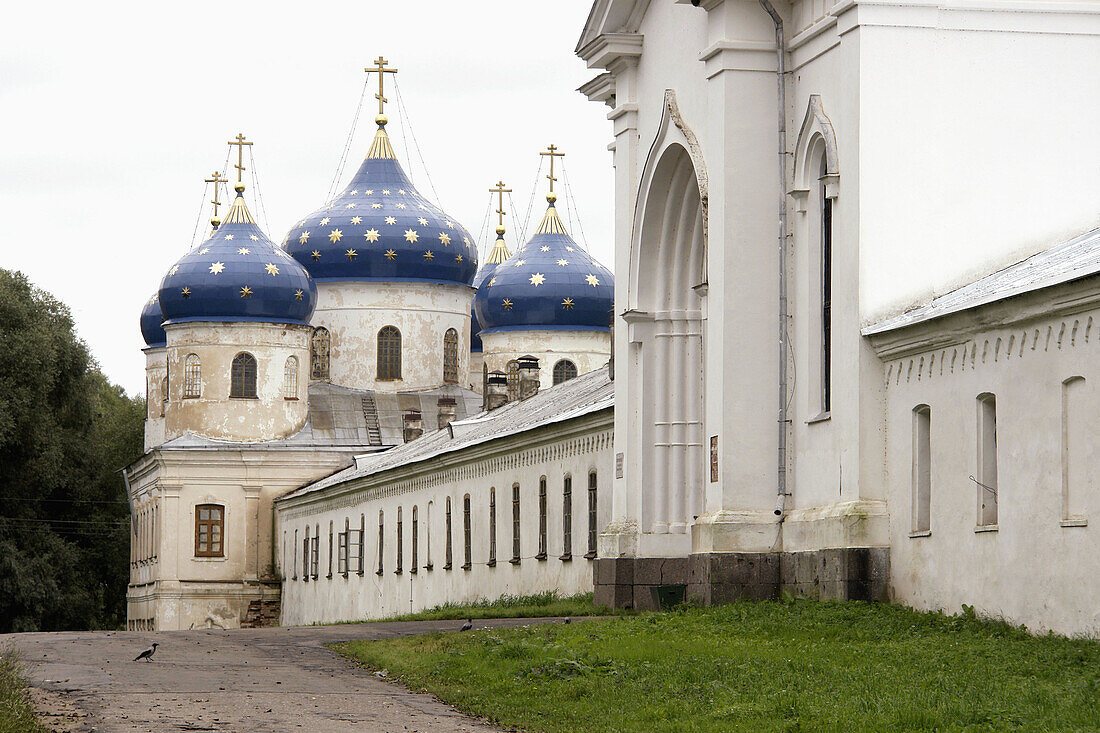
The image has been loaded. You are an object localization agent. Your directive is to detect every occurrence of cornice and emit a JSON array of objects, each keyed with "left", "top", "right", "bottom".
[{"left": 577, "top": 32, "right": 644, "bottom": 70}]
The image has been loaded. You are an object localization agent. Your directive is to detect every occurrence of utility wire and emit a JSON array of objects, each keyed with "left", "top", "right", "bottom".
[
  {"left": 393, "top": 78, "right": 442, "bottom": 206},
  {"left": 326, "top": 75, "right": 370, "bottom": 203},
  {"left": 475, "top": 193, "right": 492, "bottom": 263},
  {"left": 520, "top": 157, "right": 544, "bottom": 240},
  {"left": 188, "top": 181, "right": 210, "bottom": 250},
  {"left": 247, "top": 147, "right": 271, "bottom": 234},
  {"left": 560, "top": 160, "right": 589, "bottom": 250},
  {"left": 0, "top": 496, "right": 129, "bottom": 505}
]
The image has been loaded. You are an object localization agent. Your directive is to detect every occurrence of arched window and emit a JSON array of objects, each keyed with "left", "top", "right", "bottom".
[
  {"left": 411, "top": 506, "right": 419, "bottom": 574},
  {"left": 283, "top": 356, "right": 299, "bottom": 400},
  {"left": 506, "top": 360, "right": 520, "bottom": 401},
  {"left": 562, "top": 475, "right": 572, "bottom": 560},
  {"left": 820, "top": 155, "right": 833, "bottom": 413},
  {"left": 183, "top": 354, "right": 201, "bottom": 398},
  {"left": 194, "top": 504, "right": 223, "bottom": 557},
  {"left": 444, "top": 496, "right": 453, "bottom": 570},
  {"left": 395, "top": 507, "right": 403, "bottom": 574},
  {"left": 537, "top": 477, "right": 548, "bottom": 560},
  {"left": 488, "top": 488, "right": 497, "bottom": 566},
  {"left": 311, "top": 327, "right": 330, "bottom": 381},
  {"left": 586, "top": 471, "right": 598, "bottom": 559},
  {"left": 377, "top": 326, "right": 402, "bottom": 380},
  {"left": 552, "top": 359, "right": 578, "bottom": 386},
  {"left": 462, "top": 494, "right": 472, "bottom": 570},
  {"left": 443, "top": 328, "right": 459, "bottom": 384},
  {"left": 230, "top": 352, "right": 257, "bottom": 399}
]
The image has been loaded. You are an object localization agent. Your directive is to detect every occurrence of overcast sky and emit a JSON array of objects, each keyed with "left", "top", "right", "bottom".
[{"left": 0, "top": 1, "right": 612, "bottom": 395}]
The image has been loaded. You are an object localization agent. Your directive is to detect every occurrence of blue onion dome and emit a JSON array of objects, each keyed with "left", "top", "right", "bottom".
[
  {"left": 473, "top": 197, "right": 613, "bottom": 333},
  {"left": 283, "top": 121, "right": 478, "bottom": 285},
  {"left": 140, "top": 293, "right": 166, "bottom": 348},
  {"left": 470, "top": 227, "right": 513, "bottom": 351},
  {"left": 158, "top": 187, "right": 317, "bottom": 327}
]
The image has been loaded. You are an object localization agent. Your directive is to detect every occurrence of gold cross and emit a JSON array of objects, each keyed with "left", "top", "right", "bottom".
[
  {"left": 489, "top": 181, "right": 511, "bottom": 227},
  {"left": 205, "top": 171, "right": 227, "bottom": 218},
  {"left": 366, "top": 56, "right": 398, "bottom": 116},
  {"left": 227, "top": 133, "right": 253, "bottom": 185},
  {"left": 540, "top": 144, "right": 565, "bottom": 194}
]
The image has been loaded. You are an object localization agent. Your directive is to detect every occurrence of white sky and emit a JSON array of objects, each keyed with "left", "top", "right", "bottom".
[{"left": 0, "top": 1, "right": 612, "bottom": 396}]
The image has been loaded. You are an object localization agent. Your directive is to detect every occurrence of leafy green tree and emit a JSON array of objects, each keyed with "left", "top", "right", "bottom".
[{"left": 0, "top": 269, "right": 144, "bottom": 631}]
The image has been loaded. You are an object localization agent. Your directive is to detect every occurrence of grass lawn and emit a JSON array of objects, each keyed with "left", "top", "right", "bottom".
[
  {"left": 337, "top": 600, "right": 1100, "bottom": 732},
  {"left": 0, "top": 646, "right": 48, "bottom": 733},
  {"left": 379, "top": 591, "right": 632, "bottom": 622}
]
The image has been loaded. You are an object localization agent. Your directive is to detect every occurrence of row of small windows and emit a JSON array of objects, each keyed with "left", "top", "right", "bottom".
[
  {"left": 163, "top": 353, "right": 299, "bottom": 404},
  {"left": 288, "top": 472, "right": 599, "bottom": 581},
  {"left": 910, "top": 381, "right": 1089, "bottom": 535},
  {"left": 310, "top": 326, "right": 461, "bottom": 384}
]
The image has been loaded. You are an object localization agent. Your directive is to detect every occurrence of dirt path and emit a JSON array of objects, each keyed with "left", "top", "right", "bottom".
[{"left": 5, "top": 618, "right": 560, "bottom": 732}]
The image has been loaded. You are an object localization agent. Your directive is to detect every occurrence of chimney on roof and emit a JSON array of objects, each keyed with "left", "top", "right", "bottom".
[
  {"left": 437, "top": 397, "right": 457, "bottom": 430},
  {"left": 402, "top": 409, "right": 423, "bottom": 443},
  {"left": 517, "top": 355, "right": 540, "bottom": 400},
  {"left": 485, "top": 371, "right": 508, "bottom": 411}
]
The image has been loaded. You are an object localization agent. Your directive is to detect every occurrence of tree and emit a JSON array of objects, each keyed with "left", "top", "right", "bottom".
[{"left": 0, "top": 269, "right": 144, "bottom": 631}]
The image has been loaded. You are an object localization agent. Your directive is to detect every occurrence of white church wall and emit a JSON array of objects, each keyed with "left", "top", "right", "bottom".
[
  {"left": 480, "top": 329, "right": 610, "bottom": 391},
  {"left": 276, "top": 416, "right": 613, "bottom": 625},
  {"left": 312, "top": 280, "right": 473, "bottom": 392},
  {"left": 876, "top": 295, "right": 1100, "bottom": 636},
  {"left": 143, "top": 347, "right": 166, "bottom": 451}
]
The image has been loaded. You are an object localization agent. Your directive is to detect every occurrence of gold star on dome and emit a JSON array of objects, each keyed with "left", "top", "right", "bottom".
[
  {"left": 585, "top": 274, "right": 600, "bottom": 287},
  {"left": 320, "top": 217, "right": 331, "bottom": 226},
  {"left": 299, "top": 231, "right": 310, "bottom": 244},
  {"left": 350, "top": 189, "right": 358, "bottom": 195},
  {"left": 365, "top": 189, "right": 374, "bottom": 195},
  {"left": 502, "top": 298, "right": 513, "bottom": 310},
  {"left": 311, "top": 250, "right": 321, "bottom": 260},
  {"left": 297, "top": 220, "right": 306, "bottom": 227},
  {"left": 384, "top": 249, "right": 397, "bottom": 260},
  {"left": 445, "top": 220, "right": 455, "bottom": 229},
  {"left": 225, "top": 234, "right": 234, "bottom": 240},
  {"left": 439, "top": 232, "right": 451, "bottom": 246},
  {"left": 404, "top": 229, "right": 419, "bottom": 243},
  {"left": 198, "top": 248, "right": 210, "bottom": 255},
  {"left": 513, "top": 259, "right": 526, "bottom": 267},
  {"left": 488, "top": 276, "right": 497, "bottom": 286},
  {"left": 398, "top": 189, "right": 406, "bottom": 195},
  {"left": 395, "top": 203, "right": 407, "bottom": 210},
  {"left": 350, "top": 216, "right": 362, "bottom": 225},
  {"left": 529, "top": 273, "right": 545, "bottom": 286},
  {"left": 181, "top": 287, "right": 191, "bottom": 298},
  {"left": 540, "top": 246, "right": 550, "bottom": 252},
  {"left": 385, "top": 216, "right": 397, "bottom": 225},
  {"left": 418, "top": 217, "right": 428, "bottom": 226},
  {"left": 419, "top": 203, "right": 427, "bottom": 210},
  {"left": 265, "top": 263, "right": 279, "bottom": 276},
  {"left": 240, "top": 286, "right": 253, "bottom": 298},
  {"left": 365, "top": 228, "right": 380, "bottom": 243},
  {"left": 329, "top": 229, "right": 343, "bottom": 243},
  {"left": 209, "top": 262, "right": 225, "bottom": 275},
  {"left": 455, "top": 254, "right": 463, "bottom": 263},
  {"left": 463, "top": 236, "right": 471, "bottom": 246},
  {"left": 237, "top": 248, "right": 250, "bottom": 255},
  {"left": 294, "top": 289, "right": 304, "bottom": 301},
  {"left": 346, "top": 203, "right": 357, "bottom": 209},
  {"left": 565, "top": 246, "right": 575, "bottom": 252},
  {"left": 423, "top": 250, "right": 434, "bottom": 261},
  {"left": 345, "top": 249, "right": 358, "bottom": 260},
  {"left": 169, "top": 265, "right": 179, "bottom": 276},
  {"left": 562, "top": 297, "right": 575, "bottom": 310},
  {"left": 382, "top": 189, "right": 391, "bottom": 195},
  {"left": 250, "top": 235, "right": 258, "bottom": 241},
  {"left": 557, "top": 259, "right": 569, "bottom": 266}
]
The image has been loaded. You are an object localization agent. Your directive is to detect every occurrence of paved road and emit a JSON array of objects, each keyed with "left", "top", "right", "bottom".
[{"left": 5, "top": 618, "right": 562, "bottom": 732}]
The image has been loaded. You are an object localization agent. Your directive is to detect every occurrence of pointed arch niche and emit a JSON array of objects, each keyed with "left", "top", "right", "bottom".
[{"left": 623, "top": 89, "right": 707, "bottom": 539}]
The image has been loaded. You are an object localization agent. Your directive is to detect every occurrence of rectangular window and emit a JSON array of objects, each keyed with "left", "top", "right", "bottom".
[
  {"left": 327, "top": 522, "right": 333, "bottom": 578},
  {"left": 537, "top": 477, "right": 547, "bottom": 560},
  {"left": 463, "top": 495, "right": 472, "bottom": 570},
  {"left": 377, "top": 512, "right": 384, "bottom": 575},
  {"left": 194, "top": 504, "right": 224, "bottom": 557},
  {"left": 395, "top": 508, "right": 403, "bottom": 574},
  {"left": 348, "top": 527, "right": 362, "bottom": 574},
  {"left": 562, "top": 476, "right": 572, "bottom": 560},
  {"left": 302, "top": 530, "right": 310, "bottom": 582},
  {"left": 445, "top": 497, "right": 453, "bottom": 570},
  {"left": 586, "top": 472, "right": 598, "bottom": 558},
  {"left": 912, "top": 406, "right": 931, "bottom": 534},
  {"left": 338, "top": 529, "right": 348, "bottom": 575},
  {"left": 821, "top": 194, "right": 833, "bottom": 413},
  {"left": 310, "top": 534, "right": 319, "bottom": 579},
  {"left": 511, "top": 484, "right": 521, "bottom": 563},
  {"left": 1062, "top": 377, "right": 1088, "bottom": 524},
  {"left": 977, "top": 394, "right": 998, "bottom": 527},
  {"left": 488, "top": 489, "right": 497, "bottom": 566},
  {"left": 411, "top": 507, "right": 419, "bottom": 574}
]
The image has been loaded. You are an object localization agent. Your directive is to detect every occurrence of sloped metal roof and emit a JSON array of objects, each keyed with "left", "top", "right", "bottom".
[
  {"left": 864, "top": 226, "right": 1100, "bottom": 336},
  {"left": 277, "top": 367, "right": 614, "bottom": 502}
]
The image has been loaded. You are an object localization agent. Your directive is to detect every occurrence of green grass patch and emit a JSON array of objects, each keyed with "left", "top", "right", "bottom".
[
  {"left": 379, "top": 591, "right": 632, "bottom": 622},
  {"left": 337, "top": 600, "right": 1100, "bottom": 732},
  {"left": 0, "top": 645, "right": 48, "bottom": 733}
]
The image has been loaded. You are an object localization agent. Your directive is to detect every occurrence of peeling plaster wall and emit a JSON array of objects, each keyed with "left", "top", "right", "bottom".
[
  {"left": 313, "top": 281, "right": 473, "bottom": 392},
  {"left": 481, "top": 329, "right": 611, "bottom": 390},
  {"left": 164, "top": 322, "right": 310, "bottom": 443},
  {"left": 468, "top": 350, "right": 484, "bottom": 393},
  {"left": 144, "top": 347, "right": 167, "bottom": 451}
]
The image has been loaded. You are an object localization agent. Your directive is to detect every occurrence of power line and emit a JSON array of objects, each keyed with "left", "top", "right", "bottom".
[{"left": 0, "top": 496, "right": 129, "bottom": 505}]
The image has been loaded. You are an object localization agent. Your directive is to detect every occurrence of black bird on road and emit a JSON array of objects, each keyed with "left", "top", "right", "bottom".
[
  {"left": 133, "top": 643, "right": 159, "bottom": 662},
  {"left": 459, "top": 618, "right": 473, "bottom": 632}
]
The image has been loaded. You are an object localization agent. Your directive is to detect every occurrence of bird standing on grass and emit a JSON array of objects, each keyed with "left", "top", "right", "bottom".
[
  {"left": 133, "top": 643, "right": 159, "bottom": 662},
  {"left": 459, "top": 618, "right": 473, "bottom": 632}
]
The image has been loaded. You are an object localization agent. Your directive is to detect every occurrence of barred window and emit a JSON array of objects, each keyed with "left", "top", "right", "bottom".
[
  {"left": 377, "top": 326, "right": 402, "bottom": 380},
  {"left": 445, "top": 496, "right": 453, "bottom": 570},
  {"left": 327, "top": 520, "right": 333, "bottom": 578},
  {"left": 376, "top": 511, "right": 384, "bottom": 575},
  {"left": 537, "top": 477, "right": 547, "bottom": 560},
  {"left": 587, "top": 471, "right": 598, "bottom": 558},
  {"left": 311, "top": 327, "right": 330, "bottom": 381},
  {"left": 488, "top": 488, "right": 496, "bottom": 566},
  {"left": 462, "top": 494, "right": 472, "bottom": 570},
  {"left": 348, "top": 517, "right": 363, "bottom": 575},
  {"left": 292, "top": 528, "right": 298, "bottom": 580},
  {"left": 396, "top": 507, "right": 403, "bottom": 574},
  {"left": 511, "top": 483, "right": 521, "bottom": 563},
  {"left": 310, "top": 525, "right": 319, "bottom": 579},
  {"left": 338, "top": 519, "right": 348, "bottom": 576},
  {"left": 302, "top": 526, "right": 310, "bottom": 581},
  {"left": 562, "top": 475, "right": 572, "bottom": 560},
  {"left": 506, "top": 360, "right": 520, "bottom": 401},
  {"left": 284, "top": 356, "right": 299, "bottom": 400},
  {"left": 411, "top": 506, "right": 419, "bottom": 574},
  {"left": 230, "top": 352, "right": 257, "bottom": 399},
  {"left": 443, "top": 328, "right": 459, "bottom": 384},
  {"left": 355, "top": 514, "right": 365, "bottom": 575},
  {"left": 194, "top": 504, "right": 223, "bottom": 557},
  {"left": 183, "top": 354, "right": 201, "bottom": 398},
  {"left": 552, "top": 359, "right": 578, "bottom": 385}
]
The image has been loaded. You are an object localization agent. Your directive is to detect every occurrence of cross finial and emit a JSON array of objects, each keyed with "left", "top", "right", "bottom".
[
  {"left": 205, "top": 171, "right": 227, "bottom": 227},
  {"left": 366, "top": 56, "right": 398, "bottom": 122},
  {"left": 227, "top": 133, "right": 253, "bottom": 189},
  {"left": 489, "top": 181, "right": 512, "bottom": 229},
  {"left": 539, "top": 144, "right": 565, "bottom": 199}
]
